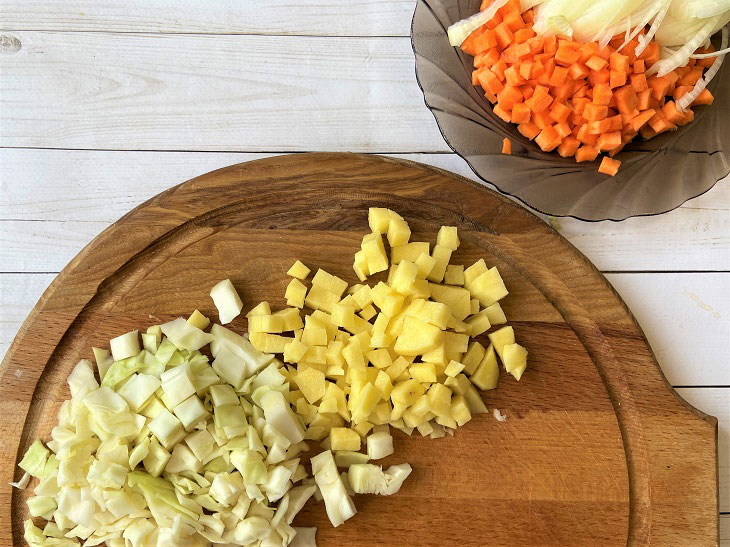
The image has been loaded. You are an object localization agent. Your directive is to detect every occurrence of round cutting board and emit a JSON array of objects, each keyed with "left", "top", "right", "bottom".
[{"left": 0, "top": 153, "right": 718, "bottom": 546}]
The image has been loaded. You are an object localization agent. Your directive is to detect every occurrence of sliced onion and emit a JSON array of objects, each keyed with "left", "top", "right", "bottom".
[
  {"left": 636, "top": 0, "right": 672, "bottom": 55},
  {"left": 677, "top": 26, "right": 729, "bottom": 110},
  {"left": 649, "top": 15, "right": 722, "bottom": 75},
  {"left": 447, "top": 0, "right": 511, "bottom": 47}
]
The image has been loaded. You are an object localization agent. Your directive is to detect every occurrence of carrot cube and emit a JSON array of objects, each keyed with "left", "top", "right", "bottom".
[
  {"left": 501, "top": 138, "right": 512, "bottom": 155},
  {"left": 597, "top": 132, "right": 622, "bottom": 151},
  {"left": 662, "top": 100, "right": 692, "bottom": 126},
  {"left": 514, "top": 28, "right": 536, "bottom": 44},
  {"left": 497, "top": 85, "right": 523, "bottom": 110},
  {"left": 673, "top": 85, "right": 694, "bottom": 101},
  {"left": 493, "top": 103, "right": 513, "bottom": 123},
  {"left": 583, "top": 102, "right": 608, "bottom": 121},
  {"left": 588, "top": 68, "right": 610, "bottom": 86},
  {"left": 572, "top": 97, "right": 590, "bottom": 115},
  {"left": 549, "top": 65, "right": 569, "bottom": 87},
  {"left": 575, "top": 146, "right": 599, "bottom": 162},
  {"left": 511, "top": 102, "right": 532, "bottom": 124},
  {"left": 504, "top": 66, "right": 525, "bottom": 86},
  {"left": 473, "top": 30, "right": 498, "bottom": 53},
  {"left": 637, "top": 89, "right": 651, "bottom": 110},
  {"left": 535, "top": 126, "right": 561, "bottom": 152},
  {"left": 544, "top": 35, "right": 558, "bottom": 54},
  {"left": 477, "top": 69, "right": 505, "bottom": 96},
  {"left": 555, "top": 44, "right": 580, "bottom": 65},
  {"left": 633, "top": 59, "right": 645, "bottom": 74},
  {"left": 610, "top": 70, "right": 627, "bottom": 89},
  {"left": 494, "top": 22, "right": 515, "bottom": 50},
  {"left": 550, "top": 101, "right": 571, "bottom": 123},
  {"left": 519, "top": 62, "right": 533, "bottom": 81},
  {"left": 630, "top": 73, "right": 649, "bottom": 92},
  {"left": 630, "top": 109, "right": 656, "bottom": 132},
  {"left": 526, "top": 89, "right": 552, "bottom": 113},
  {"left": 638, "top": 41, "right": 660, "bottom": 65},
  {"left": 598, "top": 156, "right": 621, "bottom": 176},
  {"left": 557, "top": 136, "right": 581, "bottom": 157},
  {"left": 503, "top": 11, "right": 525, "bottom": 32},
  {"left": 648, "top": 112, "right": 676, "bottom": 134},
  {"left": 609, "top": 52, "right": 629, "bottom": 72},
  {"left": 569, "top": 62, "right": 590, "bottom": 80},
  {"left": 586, "top": 55, "right": 608, "bottom": 71},
  {"left": 533, "top": 110, "right": 553, "bottom": 129},
  {"left": 692, "top": 89, "right": 714, "bottom": 106},
  {"left": 518, "top": 122, "right": 540, "bottom": 140},
  {"left": 521, "top": 85, "right": 535, "bottom": 99},
  {"left": 678, "top": 68, "right": 703, "bottom": 86},
  {"left": 576, "top": 124, "right": 599, "bottom": 146},
  {"left": 592, "top": 83, "right": 613, "bottom": 106},
  {"left": 613, "top": 85, "right": 639, "bottom": 118},
  {"left": 555, "top": 121, "right": 572, "bottom": 139}
]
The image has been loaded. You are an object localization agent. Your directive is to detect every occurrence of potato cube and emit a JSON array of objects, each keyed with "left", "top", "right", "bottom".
[
  {"left": 469, "top": 267, "right": 508, "bottom": 307},
  {"left": 366, "top": 348, "right": 392, "bottom": 369},
  {"left": 416, "top": 421, "right": 434, "bottom": 436},
  {"left": 353, "top": 251, "right": 369, "bottom": 281},
  {"left": 247, "top": 301, "right": 271, "bottom": 318},
  {"left": 248, "top": 333, "right": 290, "bottom": 354},
  {"left": 427, "top": 383, "right": 452, "bottom": 418},
  {"left": 319, "top": 396, "right": 339, "bottom": 414},
  {"left": 444, "top": 332, "right": 469, "bottom": 354},
  {"left": 358, "top": 304, "right": 377, "bottom": 321},
  {"left": 385, "top": 356, "right": 411, "bottom": 380},
  {"left": 387, "top": 218, "right": 411, "bottom": 247},
  {"left": 374, "top": 371, "right": 393, "bottom": 399},
  {"left": 248, "top": 314, "right": 284, "bottom": 334},
  {"left": 464, "top": 259, "right": 488, "bottom": 288},
  {"left": 310, "top": 311, "right": 337, "bottom": 338},
  {"left": 285, "top": 278, "right": 307, "bottom": 308},
  {"left": 371, "top": 312, "right": 390, "bottom": 336},
  {"left": 187, "top": 309, "right": 210, "bottom": 330},
  {"left": 393, "top": 317, "right": 444, "bottom": 356},
  {"left": 301, "top": 324, "right": 328, "bottom": 346},
  {"left": 429, "top": 283, "right": 471, "bottom": 321},
  {"left": 426, "top": 245, "right": 453, "bottom": 283},
  {"left": 343, "top": 340, "right": 366, "bottom": 369},
  {"left": 390, "top": 260, "right": 418, "bottom": 295},
  {"left": 487, "top": 326, "right": 515, "bottom": 362},
  {"left": 296, "top": 367, "right": 326, "bottom": 404},
  {"left": 381, "top": 294, "right": 405, "bottom": 317},
  {"left": 410, "top": 362, "right": 437, "bottom": 383},
  {"left": 404, "top": 278, "right": 431, "bottom": 299},
  {"left": 502, "top": 343, "right": 528, "bottom": 381},
  {"left": 362, "top": 233, "right": 389, "bottom": 274},
  {"left": 409, "top": 394, "right": 431, "bottom": 417},
  {"left": 330, "top": 427, "right": 361, "bottom": 451},
  {"left": 415, "top": 300, "right": 450, "bottom": 330},
  {"left": 283, "top": 339, "right": 309, "bottom": 364},
  {"left": 273, "top": 308, "right": 304, "bottom": 331},
  {"left": 435, "top": 415, "right": 457, "bottom": 429},
  {"left": 437, "top": 226, "right": 460, "bottom": 250},
  {"left": 470, "top": 299, "right": 480, "bottom": 315},
  {"left": 462, "top": 341, "right": 486, "bottom": 375},
  {"left": 450, "top": 395, "right": 472, "bottom": 426},
  {"left": 352, "top": 285, "right": 373, "bottom": 309},
  {"left": 353, "top": 421, "right": 374, "bottom": 437},
  {"left": 352, "top": 383, "right": 380, "bottom": 424},
  {"left": 390, "top": 379, "right": 425, "bottom": 407},
  {"left": 466, "top": 310, "right": 492, "bottom": 337},
  {"left": 331, "top": 301, "right": 356, "bottom": 331},
  {"left": 470, "top": 344, "right": 499, "bottom": 390},
  {"left": 302, "top": 346, "right": 327, "bottom": 366},
  {"left": 421, "top": 344, "right": 446, "bottom": 365},
  {"left": 403, "top": 408, "right": 430, "bottom": 428},
  {"left": 369, "top": 207, "right": 403, "bottom": 234},
  {"left": 484, "top": 302, "right": 507, "bottom": 325},
  {"left": 287, "top": 260, "right": 311, "bottom": 280},
  {"left": 312, "top": 269, "right": 349, "bottom": 298},
  {"left": 444, "top": 360, "right": 465, "bottom": 377},
  {"left": 414, "top": 252, "right": 436, "bottom": 279},
  {"left": 444, "top": 265, "right": 465, "bottom": 286},
  {"left": 391, "top": 242, "right": 430, "bottom": 264},
  {"left": 371, "top": 402, "right": 392, "bottom": 425},
  {"left": 305, "top": 285, "right": 340, "bottom": 313}
]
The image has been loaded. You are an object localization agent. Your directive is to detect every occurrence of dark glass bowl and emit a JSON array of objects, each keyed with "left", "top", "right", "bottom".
[{"left": 411, "top": 0, "right": 730, "bottom": 221}]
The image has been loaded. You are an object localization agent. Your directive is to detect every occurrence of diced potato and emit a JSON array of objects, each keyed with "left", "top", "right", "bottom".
[
  {"left": 331, "top": 302, "right": 356, "bottom": 331},
  {"left": 353, "top": 421, "right": 374, "bottom": 437},
  {"left": 387, "top": 218, "right": 411, "bottom": 247},
  {"left": 470, "top": 344, "right": 499, "bottom": 390},
  {"left": 285, "top": 278, "right": 307, "bottom": 309},
  {"left": 374, "top": 371, "right": 393, "bottom": 399},
  {"left": 426, "top": 245, "right": 452, "bottom": 283},
  {"left": 358, "top": 304, "right": 377, "bottom": 321},
  {"left": 470, "top": 299, "right": 480, "bottom": 315},
  {"left": 301, "top": 324, "right": 328, "bottom": 346},
  {"left": 247, "top": 301, "right": 271, "bottom": 317},
  {"left": 390, "top": 260, "right": 418, "bottom": 295},
  {"left": 469, "top": 267, "right": 508, "bottom": 307},
  {"left": 305, "top": 285, "right": 340, "bottom": 313},
  {"left": 444, "top": 265, "right": 464, "bottom": 286},
  {"left": 450, "top": 395, "right": 472, "bottom": 426},
  {"left": 428, "top": 283, "right": 471, "bottom": 321},
  {"left": 366, "top": 349, "right": 392, "bottom": 369},
  {"left": 391, "top": 242, "right": 430, "bottom": 264},
  {"left": 393, "top": 317, "right": 444, "bottom": 356},
  {"left": 369, "top": 207, "right": 403, "bottom": 234},
  {"left": 248, "top": 314, "right": 285, "bottom": 334},
  {"left": 187, "top": 310, "right": 210, "bottom": 330},
  {"left": 426, "top": 383, "right": 452, "bottom": 418},
  {"left": 444, "top": 332, "right": 469, "bottom": 354},
  {"left": 414, "top": 252, "right": 436, "bottom": 279},
  {"left": 361, "top": 233, "right": 389, "bottom": 274},
  {"left": 342, "top": 340, "right": 366, "bottom": 369},
  {"left": 302, "top": 346, "right": 327, "bottom": 366},
  {"left": 390, "top": 379, "right": 425, "bottom": 407},
  {"left": 437, "top": 226, "right": 460, "bottom": 250},
  {"left": 352, "top": 285, "right": 373, "bottom": 309},
  {"left": 296, "top": 367, "right": 326, "bottom": 404},
  {"left": 462, "top": 341, "right": 485, "bottom": 375},
  {"left": 444, "top": 360, "right": 465, "bottom": 377},
  {"left": 287, "top": 260, "right": 311, "bottom": 280},
  {"left": 484, "top": 302, "right": 507, "bottom": 325},
  {"left": 272, "top": 308, "right": 304, "bottom": 331},
  {"left": 465, "top": 310, "right": 491, "bottom": 337},
  {"left": 319, "top": 396, "right": 339, "bottom": 414},
  {"left": 464, "top": 259, "right": 488, "bottom": 288},
  {"left": 411, "top": 300, "right": 450, "bottom": 330},
  {"left": 353, "top": 250, "right": 369, "bottom": 282},
  {"left": 487, "top": 326, "right": 515, "bottom": 362},
  {"left": 385, "top": 356, "right": 410, "bottom": 381},
  {"left": 325, "top": 341, "right": 345, "bottom": 368},
  {"left": 312, "top": 269, "right": 349, "bottom": 298},
  {"left": 421, "top": 344, "right": 446, "bottom": 365},
  {"left": 502, "top": 343, "right": 528, "bottom": 381},
  {"left": 283, "top": 339, "right": 309, "bottom": 364},
  {"left": 330, "top": 428, "right": 361, "bottom": 451},
  {"left": 409, "top": 363, "right": 437, "bottom": 383},
  {"left": 351, "top": 383, "right": 380, "bottom": 424}
]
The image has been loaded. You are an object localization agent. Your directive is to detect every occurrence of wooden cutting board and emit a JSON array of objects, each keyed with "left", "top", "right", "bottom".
[{"left": 0, "top": 153, "right": 718, "bottom": 546}]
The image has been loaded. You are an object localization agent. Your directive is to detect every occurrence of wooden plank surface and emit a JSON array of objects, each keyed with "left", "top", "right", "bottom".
[
  {"left": 1, "top": 149, "right": 728, "bottom": 272},
  {"left": 1, "top": 153, "right": 718, "bottom": 545},
  {"left": 0, "top": 32, "right": 446, "bottom": 152},
  {"left": 0, "top": 0, "right": 415, "bottom": 36}
]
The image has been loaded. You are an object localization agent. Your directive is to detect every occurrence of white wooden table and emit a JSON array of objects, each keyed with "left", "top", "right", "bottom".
[{"left": 1, "top": 1, "right": 728, "bottom": 542}]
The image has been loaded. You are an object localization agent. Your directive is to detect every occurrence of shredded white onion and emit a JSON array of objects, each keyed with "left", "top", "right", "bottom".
[
  {"left": 649, "top": 15, "right": 722, "bottom": 75},
  {"left": 636, "top": 0, "right": 672, "bottom": 55},
  {"left": 677, "top": 26, "right": 729, "bottom": 110},
  {"left": 447, "top": 0, "right": 511, "bottom": 47}
]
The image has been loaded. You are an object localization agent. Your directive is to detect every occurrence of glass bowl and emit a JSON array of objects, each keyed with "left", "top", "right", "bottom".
[{"left": 411, "top": 0, "right": 730, "bottom": 221}]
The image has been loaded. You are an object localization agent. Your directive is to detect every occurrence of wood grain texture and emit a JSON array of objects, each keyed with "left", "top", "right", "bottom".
[
  {"left": 2, "top": 149, "right": 728, "bottom": 272},
  {"left": 0, "top": 154, "right": 717, "bottom": 545},
  {"left": 0, "top": 0, "right": 415, "bottom": 36},
  {"left": 0, "top": 32, "right": 446, "bottom": 152}
]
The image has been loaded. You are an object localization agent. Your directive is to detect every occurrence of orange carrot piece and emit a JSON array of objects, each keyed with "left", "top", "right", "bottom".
[
  {"left": 678, "top": 68, "right": 703, "bottom": 86},
  {"left": 503, "top": 11, "right": 525, "bottom": 31},
  {"left": 568, "top": 62, "right": 590, "bottom": 80},
  {"left": 648, "top": 112, "right": 676, "bottom": 134},
  {"left": 555, "top": 121, "right": 572, "bottom": 139},
  {"left": 630, "top": 109, "right": 656, "bottom": 132},
  {"left": 543, "top": 35, "right": 558, "bottom": 54},
  {"left": 586, "top": 55, "right": 608, "bottom": 71},
  {"left": 473, "top": 30, "right": 498, "bottom": 53},
  {"left": 493, "top": 103, "right": 513, "bottom": 123},
  {"left": 519, "top": 62, "right": 533, "bottom": 81},
  {"left": 555, "top": 44, "right": 581, "bottom": 65},
  {"left": 598, "top": 156, "right": 621, "bottom": 176},
  {"left": 592, "top": 83, "right": 613, "bottom": 106},
  {"left": 532, "top": 110, "right": 553, "bottom": 129},
  {"left": 609, "top": 70, "right": 627, "bottom": 89},
  {"left": 514, "top": 28, "right": 536, "bottom": 44},
  {"left": 609, "top": 52, "right": 629, "bottom": 72},
  {"left": 638, "top": 41, "right": 660, "bottom": 65},
  {"left": 557, "top": 136, "right": 581, "bottom": 157},
  {"left": 637, "top": 89, "right": 651, "bottom": 110},
  {"left": 583, "top": 102, "right": 608, "bottom": 121},
  {"left": 527, "top": 36, "right": 545, "bottom": 54},
  {"left": 511, "top": 102, "right": 532, "bottom": 124},
  {"left": 597, "top": 132, "right": 622, "bottom": 151},
  {"left": 587, "top": 119, "right": 612, "bottom": 135},
  {"left": 572, "top": 97, "right": 590, "bottom": 115},
  {"left": 535, "top": 126, "right": 561, "bottom": 152},
  {"left": 549, "top": 65, "right": 569, "bottom": 87},
  {"left": 518, "top": 122, "right": 540, "bottom": 140},
  {"left": 531, "top": 59, "right": 545, "bottom": 78},
  {"left": 630, "top": 73, "right": 649, "bottom": 92},
  {"left": 633, "top": 59, "right": 645, "bottom": 74},
  {"left": 692, "top": 89, "right": 714, "bottom": 106},
  {"left": 497, "top": 85, "right": 523, "bottom": 110},
  {"left": 550, "top": 101, "right": 571, "bottom": 123},
  {"left": 504, "top": 65, "right": 525, "bottom": 86},
  {"left": 575, "top": 146, "right": 599, "bottom": 162},
  {"left": 662, "top": 101, "right": 693, "bottom": 126},
  {"left": 494, "top": 22, "right": 514, "bottom": 50},
  {"left": 576, "top": 124, "right": 599, "bottom": 146},
  {"left": 492, "top": 59, "right": 508, "bottom": 81},
  {"left": 526, "top": 89, "right": 552, "bottom": 113},
  {"left": 672, "top": 85, "right": 694, "bottom": 101},
  {"left": 588, "top": 68, "right": 610, "bottom": 86},
  {"left": 606, "top": 115, "right": 623, "bottom": 132},
  {"left": 569, "top": 112, "right": 586, "bottom": 126},
  {"left": 613, "top": 85, "right": 640, "bottom": 118},
  {"left": 501, "top": 138, "right": 512, "bottom": 155},
  {"left": 460, "top": 30, "right": 479, "bottom": 56},
  {"left": 553, "top": 80, "right": 576, "bottom": 99},
  {"left": 477, "top": 69, "right": 505, "bottom": 96},
  {"left": 520, "top": 85, "right": 535, "bottom": 100}
]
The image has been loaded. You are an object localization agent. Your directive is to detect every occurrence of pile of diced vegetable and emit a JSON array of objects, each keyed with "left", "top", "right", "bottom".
[
  {"left": 449, "top": 0, "right": 729, "bottom": 176},
  {"left": 13, "top": 208, "right": 528, "bottom": 547}
]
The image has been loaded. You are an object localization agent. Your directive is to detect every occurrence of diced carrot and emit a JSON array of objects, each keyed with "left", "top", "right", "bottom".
[
  {"left": 523, "top": 8, "right": 535, "bottom": 24},
  {"left": 557, "top": 136, "right": 581, "bottom": 157},
  {"left": 664, "top": 70, "right": 680, "bottom": 86},
  {"left": 527, "top": 36, "right": 545, "bottom": 54},
  {"left": 501, "top": 138, "right": 512, "bottom": 155},
  {"left": 579, "top": 42, "right": 600, "bottom": 63},
  {"left": 543, "top": 35, "right": 558, "bottom": 54},
  {"left": 519, "top": 62, "right": 532, "bottom": 80},
  {"left": 520, "top": 85, "right": 535, "bottom": 100},
  {"left": 550, "top": 101, "right": 571, "bottom": 123},
  {"left": 505, "top": 42, "right": 532, "bottom": 62},
  {"left": 639, "top": 125, "right": 657, "bottom": 139},
  {"left": 531, "top": 59, "right": 545, "bottom": 78},
  {"left": 647, "top": 75, "right": 671, "bottom": 101},
  {"left": 504, "top": 65, "right": 526, "bottom": 86},
  {"left": 569, "top": 62, "right": 590, "bottom": 80},
  {"left": 477, "top": 69, "right": 505, "bottom": 96},
  {"left": 592, "top": 83, "right": 612, "bottom": 106},
  {"left": 493, "top": 103, "right": 513, "bottom": 123},
  {"left": 637, "top": 89, "right": 651, "bottom": 110},
  {"left": 695, "top": 55, "right": 717, "bottom": 69},
  {"left": 535, "top": 126, "right": 561, "bottom": 152},
  {"left": 503, "top": 11, "right": 525, "bottom": 31},
  {"left": 569, "top": 112, "right": 586, "bottom": 126},
  {"left": 597, "top": 132, "right": 622, "bottom": 151},
  {"left": 648, "top": 111, "right": 676, "bottom": 134},
  {"left": 497, "top": 85, "right": 524, "bottom": 110},
  {"left": 460, "top": 29, "right": 479, "bottom": 56},
  {"left": 610, "top": 70, "right": 627, "bottom": 89},
  {"left": 638, "top": 41, "right": 660, "bottom": 66},
  {"left": 472, "top": 69, "right": 481, "bottom": 86},
  {"left": 606, "top": 115, "right": 622, "bottom": 132},
  {"left": 586, "top": 55, "right": 608, "bottom": 71},
  {"left": 588, "top": 68, "right": 610, "bottom": 86},
  {"left": 572, "top": 97, "right": 590, "bottom": 115},
  {"left": 583, "top": 102, "right": 608, "bottom": 121},
  {"left": 662, "top": 100, "right": 693, "bottom": 126},
  {"left": 573, "top": 85, "right": 588, "bottom": 98},
  {"left": 630, "top": 73, "right": 648, "bottom": 92},
  {"left": 609, "top": 52, "right": 629, "bottom": 72},
  {"left": 532, "top": 110, "right": 553, "bottom": 129},
  {"left": 549, "top": 65, "right": 569, "bottom": 87},
  {"left": 587, "top": 119, "right": 612, "bottom": 135},
  {"left": 514, "top": 28, "right": 535, "bottom": 44},
  {"left": 518, "top": 122, "right": 540, "bottom": 140},
  {"left": 526, "top": 88, "right": 552, "bottom": 113},
  {"left": 485, "top": 12, "right": 502, "bottom": 30},
  {"left": 494, "top": 22, "right": 515, "bottom": 50},
  {"left": 492, "top": 59, "right": 508, "bottom": 81},
  {"left": 673, "top": 85, "right": 693, "bottom": 101},
  {"left": 555, "top": 121, "right": 572, "bottom": 139},
  {"left": 511, "top": 102, "right": 531, "bottom": 124},
  {"left": 555, "top": 43, "right": 581, "bottom": 65},
  {"left": 575, "top": 146, "right": 599, "bottom": 162},
  {"left": 576, "top": 124, "right": 599, "bottom": 146},
  {"left": 630, "top": 109, "right": 656, "bottom": 132},
  {"left": 613, "top": 85, "right": 640, "bottom": 118},
  {"left": 598, "top": 156, "right": 621, "bottom": 176},
  {"left": 633, "top": 59, "right": 645, "bottom": 74},
  {"left": 692, "top": 89, "right": 714, "bottom": 106},
  {"left": 678, "top": 68, "right": 703, "bottom": 86},
  {"left": 553, "top": 80, "right": 576, "bottom": 99},
  {"left": 473, "top": 30, "right": 498, "bottom": 54}
]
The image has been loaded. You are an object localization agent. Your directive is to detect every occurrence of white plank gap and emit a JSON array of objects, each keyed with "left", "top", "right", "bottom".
[
  {"left": 0, "top": 32, "right": 447, "bottom": 153},
  {"left": 0, "top": 1, "right": 416, "bottom": 36}
]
